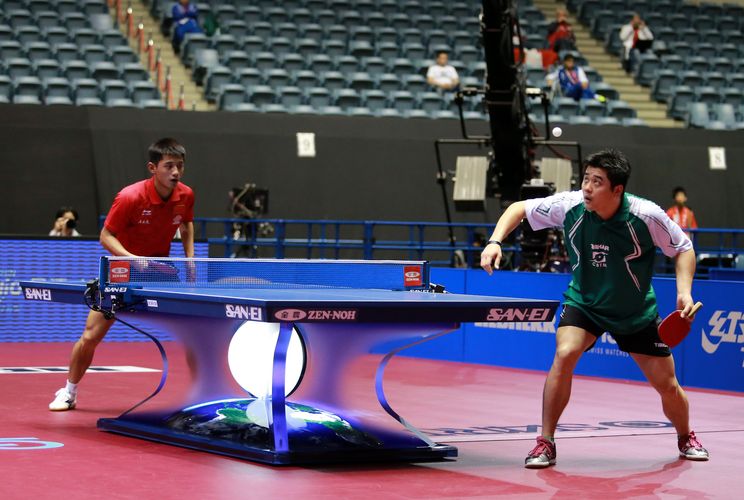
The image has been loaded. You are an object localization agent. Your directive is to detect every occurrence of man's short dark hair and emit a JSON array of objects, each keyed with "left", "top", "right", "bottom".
[
  {"left": 435, "top": 50, "right": 448, "bottom": 58},
  {"left": 55, "top": 206, "right": 78, "bottom": 221},
  {"left": 563, "top": 53, "right": 574, "bottom": 62},
  {"left": 148, "top": 137, "right": 186, "bottom": 164},
  {"left": 672, "top": 186, "right": 686, "bottom": 198},
  {"left": 583, "top": 149, "right": 631, "bottom": 189}
]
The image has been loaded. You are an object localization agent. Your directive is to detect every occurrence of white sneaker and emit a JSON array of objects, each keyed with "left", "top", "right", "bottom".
[{"left": 49, "top": 388, "right": 76, "bottom": 411}]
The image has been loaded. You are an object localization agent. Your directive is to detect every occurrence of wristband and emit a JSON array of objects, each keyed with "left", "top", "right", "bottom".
[{"left": 487, "top": 240, "right": 502, "bottom": 247}]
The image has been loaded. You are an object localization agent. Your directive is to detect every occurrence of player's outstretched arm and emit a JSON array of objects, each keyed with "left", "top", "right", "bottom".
[
  {"left": 480, "top": 201, "right": 527, "bottom": 275},
  {"left": 100, "top": 227, "right": 135, "bottom": 257},
  {"left": 674, "top": 248, "right": 696, "bottom": 318},
  {"left": 179, "top": 222, "right": 195, "bottom": 258}
]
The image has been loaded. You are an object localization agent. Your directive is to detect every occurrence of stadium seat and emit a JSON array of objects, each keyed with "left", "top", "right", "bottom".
[
  {"left": 192, "top": 49, "right": 219, "bottom": 85},
  {"left": 291, "top": 70, "right": 316, "bottom": 89},
  {"left": 291, "top": 8, "right": 313, "bottom": 26},
  {"left": 272, "top": 23, "right": 298, "bottom": 41},
  {"left": 660, "top": 54, "right": 685, "bottom": 73},
  {"left": 264, "top": 68, "right": 291, "bottom": 87},
  {"left": 347, "top": 72, "right": 375, "bottom": 91},
  {"left": 277, "top": 86, "right": 303, "bottom": 107},
  {"left": 694, "top": 86, "right": 721, "bottom": 105},
  {"left": 705, "top": 72, "right": 728, "bottom": 91},
  {"left": 333, "top": 88, "right": 362, "bottom": 108},
  {"left": 63, "top": 60, "right": 89, "bottom": 80},
  {"left": 252, "top": 52, "right": 275, "bottom": 71},
  {"left": 594, "top": 116, "right": 620, "bottom": 125},
  {"left": 99, "top": 30, "right": 124, "bottom": 49},
  {"left": 250, "top": 22, "right": 273, "bottom": 40},
  {"left": 43, "top": 27, "right": 69, "bottom": 46},
  {"left": 109, "top": 46, "right": 138, "bottom": 66},
  {"left": 290, "top": 104, "right": 316, "bottom": 114},
  {"left": 234, "top": 67, "right": 262, "bottom": 87},
  {"left": 307, "top": 54, "right": 333, "bottom": 73},
  {"left": 222, "top": 20, "right": 249, "bottom": 39},
  {"left": 4, "top": 58, "right": 33, "bottom": 78},
  {"left": 218, "top": 84, "right": 246, "bottom": 111},
  {"left": 552, "top": 97, "right": 579, "bottom": 116},
  {"left": 634, "top": 53, "right": 660, "bottom": 86},
  {"left": 80, "top": 44, "right": 108, "bottom": 65},
  {"left": 280, "top": 53, "right": 304, "bottom": 72},
  {"left": 403, "top": 74, "right": 428, "bottom": 93},
  {"left": 710, "top": 57, "right": 735, "bottom": 75},
  {"left": 335, "top": 55, "right": 359, "bottom": 74},
  {"left": 594, "top": 83, "right": 619, "bottom": 101},
  {"left": 361, "top": 89, "right": 387, "bottom": 110},
  {"left": 721, "top": 88, "right": 744, "bottom": 107},
  {"left": 388, "top": 58, "right": 415, "bottom": 75},
  {"left": 361, "top": 57, "right": 386, "bottom": 75},
  {"left": 580, "top": 99, "right": 606, "bottom": 118},
  {"left": 306, "top": 87, "right": 332, "bottom": 108},
  {"left": 651, "top": 70, "right": 678, "bottom": 103},
  {"left": 129, "top": 81, "right": 159, "bottom": 104},
  {"left": 24, "top": 41, "right": 53, "bottom": 62},
  {"left": 607, "top": 100, "right": 636, "bottom": 119},
  {"left": 320, "top": 71, "right": 345, "bottom": 90},
  {"left": 322, "top": 40, "right": 346, "bottom": 58},
  {"left": 91, "top": 61, "right": 119, "bottom": 81},
  {"left": 139, "top": 98, "right": 166, "bottom": 109},
  {"left": 376, "top": 42, "right": 399, "bottom": 61},
  {"left": 388, "top": 90, "right": 416, "bottom": 111},
  {"left": 686, "top": 102, "right": 710, "bottom": 128},
  {"left": 43, "top": 76, "right": 71, "bottom": 99},
  {"left": 376, "top": 73, "right": 400, "bottom": 92},
  {"left": 678, "top": 71, "right": 704, "bottom": 89},
  {"left": 247, "top": 85, "right": 276, "bottom": 106},
  {"left": 712, "top": 103, "right": 737, "bottom": 129},
  {"left": 418, "top": 92, "right": 444, "bottom": 112},
  {"left": 667, "top": 85, "right": 695, "bottom": 120},
  {"left": 568, "top": 115, "right": 593, "bottom": 125},
  {"left": 13, "top": 75, "right": 42, "bottom": 99},
  {"left": 266, "top": 37, "right": 292, "bottom": 56},
  {"left": 364, "top": 12, "right": 387, "bottom": 29},
  {"left": 101, "top": 79, "right": 129, "bottom": 105},
  {"left": 205, "top": 66, "right": 232, "bottom": 101},
  {"left": 34, "top": 59, "right": 60, "bottom": 79},
  {"left": 0, "top": 40, "right": 24, "bottom": 59}
]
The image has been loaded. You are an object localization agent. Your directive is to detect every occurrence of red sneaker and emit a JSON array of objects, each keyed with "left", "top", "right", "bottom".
[
  {"left": 525, "top": 436, "right": 557, "bottom": 468},
  {"left": 678, "top": 431, "right": 709, "bottom": 461}
]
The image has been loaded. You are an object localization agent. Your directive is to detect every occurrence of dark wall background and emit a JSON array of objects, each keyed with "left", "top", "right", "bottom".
[{"left": 1, "top": 103, "right": 742, "bottom": 236}]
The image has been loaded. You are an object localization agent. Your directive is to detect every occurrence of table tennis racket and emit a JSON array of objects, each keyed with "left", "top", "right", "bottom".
[
  {"left": 148, "top": 261, "right": 179, "bottom": 276},
  {"left": 659, "top": 302, "right": 703, "bottom": 348}
]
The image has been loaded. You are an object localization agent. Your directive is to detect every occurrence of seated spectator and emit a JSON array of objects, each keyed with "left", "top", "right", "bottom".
[
  {"left": 666, "top": 186, "right": 698, "bottom": 235},
  {"left": 172, "top": 0, "right": 202, "bottom": 51},
  {"left": 49, "top": 207, "right": 80, "bottom": 237},
  {"left": 547, "top": 54, "right": 605, "bottom": 102},
  {"left": 426, "top": 51, "right": 459, "bottom": 92},
  {"left": 546, "top": 8, "right": 576, "bottom": 53},
  {"left": 619, "top": 13, "right": 653, "bottom": 74}
]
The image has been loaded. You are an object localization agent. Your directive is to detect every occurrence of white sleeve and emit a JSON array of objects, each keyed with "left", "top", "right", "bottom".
[
  {"left": 632, "top": 198, "right": 693, "bottom": 257},
  {"left": 640, "top": 26, "right": 653, "bottom": 40},
  {"left": 577, "top": 67, "right": 588, "bottom": 85},
  {"left": 426, "top": 66, "right": 436, "bottom": 79},
  {"left": 619, "top": 24, "right": 632, "bottom": 41},
  {"left": 524, "top": 191, "right": 584, "bottom": 230}
]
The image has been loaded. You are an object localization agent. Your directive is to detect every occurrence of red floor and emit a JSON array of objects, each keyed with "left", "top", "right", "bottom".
[{"left": 1, "top": 342, "right": 742, "bottom": 499}]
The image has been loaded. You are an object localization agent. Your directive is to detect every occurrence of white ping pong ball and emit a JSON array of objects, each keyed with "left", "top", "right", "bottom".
[{"left": 552, "top": 126, "right": 563, "bottom": 138}]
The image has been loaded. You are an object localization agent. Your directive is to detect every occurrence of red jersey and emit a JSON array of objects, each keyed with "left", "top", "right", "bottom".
[
  {"left": 666, "top": 205, "right": 698, "bottom": 231},
  {"left": 104, "top": 177, "right": 195, "bottom": 257}
]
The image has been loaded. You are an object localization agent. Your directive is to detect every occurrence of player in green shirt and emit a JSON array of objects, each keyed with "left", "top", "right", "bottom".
[{"left": 480, "top": 149, "right": 708, "bottom": 468}]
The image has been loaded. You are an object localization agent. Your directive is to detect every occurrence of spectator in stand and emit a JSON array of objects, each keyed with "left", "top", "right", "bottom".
[
  {"left": 666, "top": 187, "right": 698, "bottom": 235},
  {"left": 426, "top": 51, "right": 460, "bottom": 92},
  {"left": 546, "top": 8, "right": 576, "bottom": 54},
  {"left": 619, "top": 13, "right": 654, "bottom": 74},
  {"left": 172, "top": 0, "right": 203, "bottom": 51},
  {"left": 49, "top": 206, "right": 81, "bottom": 237},
  {"left": 548, "top": 54, "right": 605, "bottom": 102}
]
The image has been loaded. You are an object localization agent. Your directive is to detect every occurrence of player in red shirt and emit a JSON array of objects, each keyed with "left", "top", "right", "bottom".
[
  {"left": 666, "top": 187, "right": 698, "bottom": 235},
  {"left": 49, "top": 138, "right": 195, "bottom": 411}
]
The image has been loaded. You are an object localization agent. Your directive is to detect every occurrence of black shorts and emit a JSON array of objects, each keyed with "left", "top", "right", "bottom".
[{"left": 558, "top": 304, "right": 671, "bottom": 357}]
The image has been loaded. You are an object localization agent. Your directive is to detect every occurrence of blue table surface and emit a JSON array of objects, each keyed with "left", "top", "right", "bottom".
[{"left": 131, "top": 287, "right": 552, "bottom": 306}]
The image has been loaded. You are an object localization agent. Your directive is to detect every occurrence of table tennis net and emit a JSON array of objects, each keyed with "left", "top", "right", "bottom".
[{"left": 101, "top": 257, "right": 429, "bottom": 291}]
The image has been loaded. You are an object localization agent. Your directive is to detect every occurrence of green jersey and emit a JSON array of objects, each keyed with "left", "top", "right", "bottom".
[{"left": 524, "top": 191, "right": 692, "bottom": 334}]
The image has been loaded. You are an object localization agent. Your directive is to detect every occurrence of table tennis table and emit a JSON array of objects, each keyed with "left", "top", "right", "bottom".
[{"left": 21, "top": 257, "right": 558, "bottom": 465}]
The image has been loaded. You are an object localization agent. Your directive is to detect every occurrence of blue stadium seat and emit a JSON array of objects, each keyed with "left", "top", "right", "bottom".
[
  {"left": 376, "top": 73, "right": 400, "bottom": 92},
  {"left": 402, "top": 42, "right": 426, "bottom": 61},
  {"left": 320, "top": 71, "right": 345, "bottom": 90},
  {"left": 264, "top": 68, "right": 291, "bottom": 87},
  {"left": 129, "top": 81, "right": 159, "bottom": 104},
  {"left": 291, "top": 8, "right": 313, "bottom": 26},
  {"left": 290, "top": 104, "right": 316, "bottom": 114},
  {"left": 361, "top": 89, "right": 387, "bottom": 110},
  {"left": 594, "top": 116, "right": 620, "bottom": 126},
  {"left": 101, "top": 79, "right": 128, "bottom": 104},
  {"left": 721, "top": 88, "right": 744, "bottom": 107},
  {"left": 710, "top": 57, "right": 734, "bottom": 75},
  {"left": 235, "top": 67, "right": 262, "bottom": 87},
  {"left": 306, "top": 87, "right": 332, "bottom": 108},
  {"left": 297, "top": 24, "right": 323, "bottom": 44},
  {"left": 218, "top": 84, "right": 246, "bottom": 110},
  {"left": 280, "top": 53, "right": 304, "bottom": 72},
  {"left": 277, "top": 86, "right": 303, "bottom": 107},
  {"left": 292, "top": 70, "right": 317, "bottom": 89},
  {"left": 247, "top": 85, "right": 275, "bottom": 106},
  {"left": 580, "top": 99, "right": 606, "bottom": 118},
  {"left": 651, "top": 70, "right": 678, "bottom": 103},
  {"left": 4, "top": 58, "right": 33, "bottom": 78},
  {"left": 686, "top": 102, "right": 710, "bottom": 128},
  {"left": 321, "top": 40, "right": 345, "bottom": 58},
  {"left": 729, "top": 73, "right": 744, "bottom": 88},
  {"left": 668, "top": 41, "right": 693, "bottom": 60},
  {"left": 334, "top": 88, "right": 361, "bottom": 108},
  {"left": 180, "top": 33, "right": 209, "bottom": 66},
  {"left": 250, "top": 22, "right": 273, "bottom": 40},
  {"left": 237, "top": 6, "right": 261, "bottom": 24},
  {"left": 15, "top": 25, "right": 42, "bottom": 44},
  {"left": 667, "top": 85, "right": 695, "bottom": 120},
  {"left": 90, "top": 61, "right": 119, "bottom": 81},
  {"left": 705, "top": 72, "right": 728, "bottom": 91},
  {"left": 552, "top": 97, "right": 579, "bottom": 116},
  {"left": 607, "top": 100, "right": 636, "bottom": 119},
  {"left": 594, "top": 83, "right": 619, "bottom": 101},
  {"left": 350, "top": 26, "right": 374, "bottom": 44},
  {"left": 388, "top": 90, "right": 415, "bottom": 111},
  {"left": 252, "top": 52, "right": 275, "bottom": 71},
  {"left": 678, "top": 70, "right": 704, "bottom": 89},
  {"left": 118, "top": 63, "right": 148, "bottom": 84},
  {"left": 364, "top": 12, "right": 387, "bottom": 29},
  {"left": 34, "top": 59, "right": 60, "bottom": 79},
  {"left": 138, "top": 98, "right": 165, "bottom": 109},
  {"left": 694, "top": 86, "right": 721, "bottom": 105},
  {"left": 660, "top": 54, "right": 685, "bottom": 73},
  {"left": 361, "top": 57, "right": 386, "bottom": 75},
  {"left": 712, "top": 103, "right": 737, "bottom": 129},
  {"left": 266, "top": 37, "right": 293, "bottom": 56},
  {"left": 374, "top": 27, "right": 398, "bottom": 45},
  {"left": 314, "top": 10, "right": 336, "bottom": 28},
  {"left": 192, "top": 48, "right": 218, "bottom": 84},
  {"left": 399, "top": 27, "right": 423, "bottom": 46},
  {"left": 42, "top": 26, "right": 69, "bottom": 45},
  {"left": 204, "top": 66, "right": 231, "bottom": 102},
  {"left": 325, "top": 24, "right": 348, "bottom": 44},
  {"left": 43, "top": 76, "right": 71, "bottom": 99},
  {"left": 62, "top": 60, "right": 89, "bottom": 80},
  {"left": 347, "top": 72, "right": 375, "bottom": 90},
  {"left": 335, "top": 55, "right": 359, "bottom": 74},
  {"left": 376, "top": 42, "right": 399, "bottom": 60},
  {"left": 418, "top": 92, "right": 444, "bottom": 112},
  {"left": 0, "top": 40, "right": 23, "bottom": 59},
  {"left": 403, "top": 74, "right": 428, "bottom": 93},
  {"left": 568, "top": 115, "right": 593, "bottom": 125},
  {"left": 349, "top": 40, "right": 375, "bottom": 59},
  {"left": 13, "top": 75, "right": 42, "bottom": 99},
  {"left": 260, "top": 103, "right": 288, "bottom": 113},
  {"left": 307, "top": 54, "right": 333, "bottom": 73},
  {"left": 437, "top": 15, "right": 459, "bottom": 33},
  {"left": 212, "top": 34, "right": 239, "bottom": 55},
  {"left": 388, "top": 58, "right": 416, "bottom": 75},
  {"left": 214, "top": 4, "right": 239, "bottom": 25},
  {"left": 223, "top": 20, "right": 249, "bottom": 39},
  {"left": 633, "top": 53, "right": 660, "bottom": 86}
]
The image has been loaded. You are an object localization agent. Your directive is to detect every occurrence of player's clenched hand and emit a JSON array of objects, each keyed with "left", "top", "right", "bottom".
[
  {"left": 677, "top": 293, "right": 694, "bottom": 319},
  {"left": 480, "top": 243, "right": 502, "bottom": 275}
]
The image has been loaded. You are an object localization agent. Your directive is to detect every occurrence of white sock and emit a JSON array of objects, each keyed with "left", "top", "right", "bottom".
[{"left": 65, "top": 380, "right": 78, "bottom": 395}]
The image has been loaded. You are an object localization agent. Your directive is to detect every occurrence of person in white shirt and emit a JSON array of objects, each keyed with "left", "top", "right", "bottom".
[
  {"left": 426, "top": 51, "right": 459, "bottom": 91},
  {"left": 619, "top": 13, "right": 654, "bottom": 73}
]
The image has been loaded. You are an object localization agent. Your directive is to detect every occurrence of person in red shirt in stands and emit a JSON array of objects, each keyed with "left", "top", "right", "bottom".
[
  {"left": 546, "top": 8, "right": 576, "bottom": 54},
  {"left": 666, "top": 187, "right": 698, "bottom": 235},
  {"left": 49, "top": 138, "right": 195, "bottom": 411}
]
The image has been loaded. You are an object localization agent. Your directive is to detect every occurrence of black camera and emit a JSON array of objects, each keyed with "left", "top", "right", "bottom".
[{"left": 66, "top": 219, "right": 77, "bottom": 229}]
